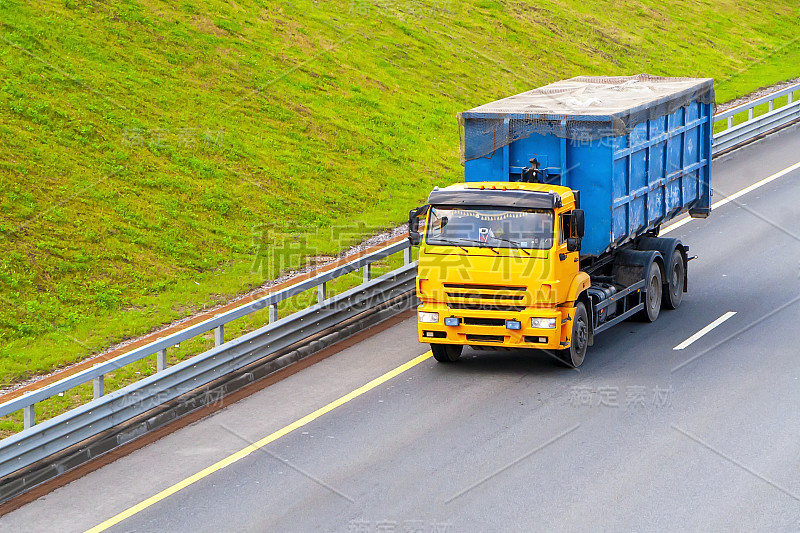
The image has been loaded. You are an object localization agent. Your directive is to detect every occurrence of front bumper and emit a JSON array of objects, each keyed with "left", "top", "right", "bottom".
[{"left": 417, "top": 303, "right": 574, "bottom": 351}]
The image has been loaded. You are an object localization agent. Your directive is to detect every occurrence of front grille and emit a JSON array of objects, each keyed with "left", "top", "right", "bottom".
[
  {"left": 466, "top": 334, "right": 505, "bottom": 343},
  {"left": 446, "top": 292, "right": 525, "bottom": 301},
  {"left": 463, "top": 317, "right": 506, "bottom": 327},
  {"left": 449, "top": 303, "right": 526, "bottom": 312},
  {"left": 444, "top": 283, "right": 528, "bottom": 310}
]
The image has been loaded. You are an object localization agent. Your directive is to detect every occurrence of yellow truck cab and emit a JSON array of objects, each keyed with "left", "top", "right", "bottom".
[{"left": 412, "top": 182, "right": 590, "bottom": 366}]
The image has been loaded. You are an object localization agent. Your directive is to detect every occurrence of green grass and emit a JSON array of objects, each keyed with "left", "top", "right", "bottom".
[
  {"left": 0, "top": 247, "right": 412, "bottom": 436},
  {"left": 1, "top": 0, "right": 799, "bottom": 393}
]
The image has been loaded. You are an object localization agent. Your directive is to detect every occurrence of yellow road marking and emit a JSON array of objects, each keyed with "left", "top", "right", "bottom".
[{"left": 85, "top": 350, "right": 433, "bottom": 533}]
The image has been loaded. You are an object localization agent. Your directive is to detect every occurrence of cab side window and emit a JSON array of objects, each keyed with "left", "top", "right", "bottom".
[{"left": 559, "top": 213, "right": 569, "bottom": 245}]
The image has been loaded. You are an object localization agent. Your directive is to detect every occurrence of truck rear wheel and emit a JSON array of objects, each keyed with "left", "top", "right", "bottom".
[
  {"left": 431, "top": 344, "right": 462, "bottom": 363},
  {"left": 663, "top": 249, "right": 685, "bottom": 310},
  {"left": 638, "top": 260, "right": 662, "bottom": 322},
  {"left": 556, "top": 302, "right": 588, "bottom": 368}
]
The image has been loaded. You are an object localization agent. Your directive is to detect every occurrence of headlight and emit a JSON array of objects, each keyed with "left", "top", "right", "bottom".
[
  {"left": 505, "top": 320, "right": 521, "bottom": 330},
  {"left": 418, "top": 311, "right": 439, "bottom": 323},
  {"left": 531, "top": 317, "right": 557, "bottom": 329}
]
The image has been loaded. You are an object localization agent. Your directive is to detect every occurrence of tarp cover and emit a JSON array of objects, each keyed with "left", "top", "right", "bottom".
[{"left": 459, "top": 74, "right": 714, "bottom": 162}]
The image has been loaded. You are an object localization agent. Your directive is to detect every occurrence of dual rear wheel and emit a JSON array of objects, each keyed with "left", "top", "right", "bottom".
[
  {"left": 640, "top": 248, "right": 685, "bottom": 322},
  {"left": 640, "top": 259, "right": 663, "bottom": 322},
  {"left": 663, "top": 249, "right": 685, "bottom": 310}
]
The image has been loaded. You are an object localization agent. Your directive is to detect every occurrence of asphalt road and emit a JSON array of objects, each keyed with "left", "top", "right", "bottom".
[{"left": 3, "top": 124, "right": 800, "bottom": 533}]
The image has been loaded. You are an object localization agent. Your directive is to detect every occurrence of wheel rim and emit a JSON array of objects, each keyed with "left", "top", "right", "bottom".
[
  {"left": 648, "top": 274, "right": 658, "bottom": 311},
  {"left": 575, "top": 317, "right": 587, "bottom": 352},
  {"left": 671, "top": 260, "right": 682, "bottom": 299}
]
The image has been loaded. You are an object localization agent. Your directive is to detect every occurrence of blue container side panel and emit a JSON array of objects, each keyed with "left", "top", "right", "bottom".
[
  {"left": 464, "top": 130, "right": 564, "bottom": 183},
  {"left": 509, "top": 133, "right": 563, "bottom": 179},
  {"left": 461, "top": 97, "right": 713, "bottom": 257},
  {"left": 464, "top": 145, "right": 507, "bottom": 182},
  {"left": 604, "top": 100, "right": 712, "bottom": 256},
  {"left": 700, "top": 102, "right": 712, "bottom": 206},
  {"left": 682, "top": 104, "right": 700, "bottom": 209},
  {"left": 566, "top": 138, "right": 613, "bottom": 257}
]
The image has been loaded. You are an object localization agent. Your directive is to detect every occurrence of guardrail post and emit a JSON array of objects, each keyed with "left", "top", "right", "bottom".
[
  {"left": 789, "top": 93, "right": 794, "bottom": 104},
  {"left": 23, "top": 404, "right": 34, "bottom": 429},
  {"left": 363, "top": 264, "right": 371, "bottom": 284},
  {"left": 214, "top": 324, "right": 225, "bottom": 346},
  {"left": 727, "top": 117, "right": 733, "bottom": 129},
  {"left": 269, "top": 303, "right": 278, "bottom": 323},
  {"left": 318, "top": 282, "right": 327, "bottom": 303},
  {"left": 769, "top": 100, "right": 774, "bottom": 112},
  {"left": 748, "top": 109, "right": 754, "bottom": 121},
  {"left": 157, "top": 348, "right": 167, "bottom": 372},
  {"left": 93, "top": 374, "right": 104, "bottom": 399},
  {"left": 404, "top": 246, "right": 413, "bottom": 265}
]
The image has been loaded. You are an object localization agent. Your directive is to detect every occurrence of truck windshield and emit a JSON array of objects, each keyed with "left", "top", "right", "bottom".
[{"left": 426, "top": 206, "right": 554, "bottom": 250}]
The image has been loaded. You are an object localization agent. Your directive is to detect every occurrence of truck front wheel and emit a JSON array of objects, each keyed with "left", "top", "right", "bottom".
[
  {"left": 431, "top": 344, "right": 462, "bottom": 363},
  {"left": 556, "top": 302, "right": 588, "bottom": 368}
]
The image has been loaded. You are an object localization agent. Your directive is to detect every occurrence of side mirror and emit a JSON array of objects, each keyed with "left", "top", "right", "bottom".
[
  {"left": 408, "top": 205, "right": 429, "bottom": 246},
  {"left": 408, "top": 208, "right": 420, "bottom": 233},
  {"left": 566, "top": 237, "right": 581, "bottom": 252},
  {"left": 571, "top": 209, "right": 585, "bottom": 238}
]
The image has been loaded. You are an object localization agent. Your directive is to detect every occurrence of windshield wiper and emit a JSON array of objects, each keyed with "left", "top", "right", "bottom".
[
  {"left": 456, "top": 238, "right": 500, "bottom": 254},
  {"left": 430, "top": 237, "right": 469, "bottom": 253},
  {"left": 430, "top": 237, "right": 502, "bottom": 254},
  {"left": 492, "top": 237, "right": 531, "bottom": 256}
]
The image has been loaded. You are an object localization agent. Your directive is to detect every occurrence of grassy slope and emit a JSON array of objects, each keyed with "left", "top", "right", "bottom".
[{"left": 1, "top": 0, "right": 799, "bottom": 386}]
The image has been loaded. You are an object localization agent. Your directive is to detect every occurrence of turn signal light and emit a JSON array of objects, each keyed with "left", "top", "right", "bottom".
[{"left": 418, "top": 278, "right": 429, "bottom": 294}]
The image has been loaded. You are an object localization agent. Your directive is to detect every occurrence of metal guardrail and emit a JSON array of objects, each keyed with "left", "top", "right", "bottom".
[
  {"left": 0, "top": 260, "right": 416, "bottom": 478},
  {"left": 712, "top": 83, "right": 800, "bottom": 154},
  {"left": 0, "top": 239, "right": 414, "bottom": 478},
  {"left": 2, "top": 81, "right": 799, "bottom": 484}
]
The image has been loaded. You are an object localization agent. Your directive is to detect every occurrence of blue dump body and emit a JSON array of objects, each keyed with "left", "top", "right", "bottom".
[{"left": 459, "top": 75, "right": 714, "bottom": 257}]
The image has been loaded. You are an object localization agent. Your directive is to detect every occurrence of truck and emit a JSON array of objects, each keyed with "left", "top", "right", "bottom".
[{"left": 409, "top": 75, "right": 714, "bottom": 367}]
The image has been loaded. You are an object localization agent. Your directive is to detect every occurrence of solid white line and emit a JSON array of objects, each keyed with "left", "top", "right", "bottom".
[
  {"left": 661, "top": 160, "right": 800, "bottom": 235},
  {"left": 673, "top": 311, "right": 737, "bottom": 350}
]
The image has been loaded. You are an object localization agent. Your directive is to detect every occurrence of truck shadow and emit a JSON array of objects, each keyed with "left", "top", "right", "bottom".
[
  {"left": 440, "top": 347, "right": 578, "bottom": 377},
  {"left": 440, "top": 319, "right": 658, "bottom": 376}
]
